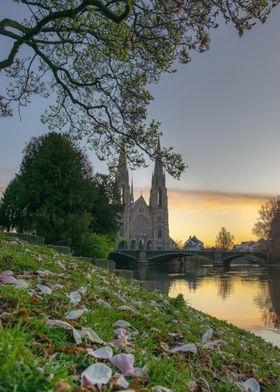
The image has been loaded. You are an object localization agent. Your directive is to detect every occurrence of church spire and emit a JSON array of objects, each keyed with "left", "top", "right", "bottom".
[
  {"left": 156, "top": 136, "right": 161, "bottom": 153},
  {"left": 118, "top": 143, "right": 127, "bottom": 170},
  {"left": 152, "top": 136, "right": 164, "bottom": 185}
]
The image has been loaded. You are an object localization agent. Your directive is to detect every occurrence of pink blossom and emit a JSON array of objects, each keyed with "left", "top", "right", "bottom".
[{"left": 111, "top": 354, "right": 135, "bottom": 376}]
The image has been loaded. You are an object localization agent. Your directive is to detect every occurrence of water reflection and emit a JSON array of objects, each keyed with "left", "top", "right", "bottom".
[{"left": 115, "top": 258, "right": 280, "bottom": 346}]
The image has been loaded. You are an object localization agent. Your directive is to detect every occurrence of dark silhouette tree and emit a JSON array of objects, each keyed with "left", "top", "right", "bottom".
[
  {"left": 0, "top": 132, "right": 120, "bottom": 252},
  {"left": 215, "top": 227, "right": 235, "bottom": 250},
  {"left": 252, "top": 197, "right": 280, "bottom": 240},
  {"left": 1, "top": 1, "right": 279, "bottom": 177}
]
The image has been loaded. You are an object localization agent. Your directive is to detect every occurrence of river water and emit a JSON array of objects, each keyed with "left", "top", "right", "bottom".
[{"left": 115, "top": 259, "right": 280, "bottom": 347}]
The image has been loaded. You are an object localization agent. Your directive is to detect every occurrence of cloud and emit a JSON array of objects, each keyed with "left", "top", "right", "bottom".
[
  {"left": 167, "top": 188, "right": 270, "bottom": 213},
  {"left": 134, "top": 186, "right": 271, "bottom": 245}
]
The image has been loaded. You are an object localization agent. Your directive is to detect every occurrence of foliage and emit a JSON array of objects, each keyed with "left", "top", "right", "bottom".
[
  {"left": 0, "top": 132, "right": 120, "bottom": 253},
  {"left": 252, "top": 196, "right": 280, "bottom": 240},
  {"left": 0, "top": 240, "right": 280, "bottom": 391},
  {"left": 0, "top": 176, "right": 28, "bottom": 232},
  {"left": 215, "top": 227, "right": 235, "bottom": 250},
  {"left": 1, "top": 1, "right": 279, "bottom": 177},
  {"left": 90, "top": 174, "right": 122, "bottom": 237},
  {"left": 80, "top": 232, "right": 116, "bottom": 259}
]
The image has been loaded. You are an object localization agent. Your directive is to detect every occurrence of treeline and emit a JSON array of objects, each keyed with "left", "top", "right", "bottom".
[{"left": 0, "top": 133, "right": 121, "bottom": 258}]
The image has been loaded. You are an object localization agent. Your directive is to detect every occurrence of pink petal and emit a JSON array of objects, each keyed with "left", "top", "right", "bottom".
[
  {"left": 0, "top": 273, "right": 18, "bottom": 284},
  {"left": 111, "top": 354, "right": 135, "bottom": 376},
  {"left": 114, "top": 328, "right": 127, "bottom": 338}
]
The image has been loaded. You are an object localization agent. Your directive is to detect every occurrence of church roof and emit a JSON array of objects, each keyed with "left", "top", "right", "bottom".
[{"left": 131, "top": 194, "right": 149, "bottom": 209}]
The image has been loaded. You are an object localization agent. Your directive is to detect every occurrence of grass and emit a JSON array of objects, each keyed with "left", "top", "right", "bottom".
[{"left": 0, "top": 235, "right": 280, "bottom": 391}]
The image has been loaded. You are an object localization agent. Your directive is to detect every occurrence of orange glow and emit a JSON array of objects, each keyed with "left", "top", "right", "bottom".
[
  {"left": 134, "top": 187, "right": 270, "bottom": 246},
  {"left": 169, "top": 276, "right": 269, "bottom": 330}
]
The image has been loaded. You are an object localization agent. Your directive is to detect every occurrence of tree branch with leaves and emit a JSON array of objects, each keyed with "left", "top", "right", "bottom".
[{"left": 1, "top": 0, "right": 279, "bottom": 177}]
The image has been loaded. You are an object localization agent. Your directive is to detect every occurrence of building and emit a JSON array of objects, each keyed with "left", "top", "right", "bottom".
[
  {"left": 116, "top": 140, "right": 173, "bottom": 250},
  {"left": 184, "top": 235, "right": 204, "bottom": 251},
  {"left": 234, "top": 241, "right": 258, "bottom": 252}
]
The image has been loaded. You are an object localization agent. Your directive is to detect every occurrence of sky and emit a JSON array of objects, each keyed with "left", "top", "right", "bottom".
[{"left": 1, "top": 2, "right": 280, "bottom": 245}]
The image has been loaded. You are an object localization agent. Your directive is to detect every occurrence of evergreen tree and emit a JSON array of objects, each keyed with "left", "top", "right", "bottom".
[
  {"left": 90, "top": 174, "right": 121, "bottom": 237},
  {"left": 0, "top": 176, "right": 28, "bottom": 232},
  {"left": 0, "top": 133, "right": 95, "bottom": 252}
]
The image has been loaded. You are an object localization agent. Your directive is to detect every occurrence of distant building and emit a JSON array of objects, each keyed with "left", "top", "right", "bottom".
[
  {"left": 116, "top": 139, "right": 174, "bottom": 250},
  {"left": 234, "top": 241, "right": 259, "bottom": 252},
  {"left": 184, "top": 235, "right": 204, "bottom": 251}
]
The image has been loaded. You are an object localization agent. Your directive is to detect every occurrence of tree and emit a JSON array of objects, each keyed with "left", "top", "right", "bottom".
[
  {"left": 252, "top": 197, "right": 280, "bottom": 240},
  {"left": 0, "top": 176, "right": 29, "bottom": 232},
  {"left": 80, "top": 232, "right": 116, "bottom": 259},
  {"left": 1, "top": 1, "right": 278, "bottom": 177},
  {"left": 0, "top": 132, "right": 107, "bottom": 252},
  {"left": 90, "top": 173, "right": 122, "bottom": 237},
  {"left": 215, "top": 227, "right": 235, "bottom": 250}
]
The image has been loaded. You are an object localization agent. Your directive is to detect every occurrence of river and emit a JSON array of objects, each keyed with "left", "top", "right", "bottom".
[{"left": 115, "top": 259, "right": 280, "bottom": 347}]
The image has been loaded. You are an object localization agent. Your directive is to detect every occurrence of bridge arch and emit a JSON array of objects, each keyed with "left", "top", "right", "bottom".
[{"left": 147, "top": 251, "right": 214, "bottom": 263}]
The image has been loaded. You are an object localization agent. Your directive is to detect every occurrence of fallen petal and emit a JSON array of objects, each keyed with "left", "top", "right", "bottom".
[
  {"left": 52, "top": 284, "right": 64, "bottom": 291},
  {"left": 65, "top": 309, "right": 86, "bottom": 320},
  {"left": 112, "top": 320, "right": 131, "bottom": 328},
  {"left": 81, "top": 363, "right": 112, "bottom": 387},
  {"left": 114, "top": 328, "right": 127, "bottom": 339},
  {"left": 118, "top": 305, "right": 136, "bottom": 313},
  {"left": 133, "top": 367, "right": 147, "bottom": 378},
  {"left": 242, "top": 378, "right": 260, "bottom": 392},
  {"left": 152, "top": 387, "right": 172, "bottom": 392},
  {"left": 46, "top": 319, "right": 73, "bottom": 330},
  {"left": 202, "top": 339, "right": 227, "bottom": 350},
  {"left": 37, "top": 270, "right": 53, "bottom": 277},
  {"left": 55, "top": 260, "right": 66, "bottom": 270},
  {"left": 80, "top": 327, "right": 105, "bottom": 344},
  {"left": 69, "top": 291, "right": 81, "bottom": 305},
  {"left": 97, "top": 298, "right": 112, "bottom": 309},
  {"left": 14, "top": 279, "right": 29, "bottom": 289},
  {"left": 73, "top": 328, "right": 83, "bottom": 345},
  {"left": 116, "top": 375, "right": 129, "bottom": 389},
  {"left": 37, "top": 284, "right": 52, "bottom": 295},
  {"left": 111, "top": 354, "right": 135, "bottom": 376},
  {"left": 202, "top": 327, "right": 213, "bottom": 343},
  {"left": 2, "top": 270, "right": 13, "bottom": 275},
  {"left": 169, "top": 343, "right": 197, "bottom": 354},
  {"left": 87, "top": 346, "right": 113, "bottom": 359},
  {"left": 0, "top": 273, "right": 18, "bottom": 284}
]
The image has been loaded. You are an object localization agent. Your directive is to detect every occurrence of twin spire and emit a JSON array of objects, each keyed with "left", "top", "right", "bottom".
[{"left": 117, "top": 136, "right": 165, "bottom": 199}]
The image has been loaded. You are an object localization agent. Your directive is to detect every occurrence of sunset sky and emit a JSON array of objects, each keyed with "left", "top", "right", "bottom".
[{"left": 1, "top": 1, "right": 280, "bottom": 245}]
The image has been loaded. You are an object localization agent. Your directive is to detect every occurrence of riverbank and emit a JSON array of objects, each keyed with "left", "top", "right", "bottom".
[{"left": 0, "top": 237, "right": 280, "bottom": 391}]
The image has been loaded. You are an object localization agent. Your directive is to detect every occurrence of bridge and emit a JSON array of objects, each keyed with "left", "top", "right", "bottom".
[{"left": 110, "top": 249, "right": 267, "bottom": 265}]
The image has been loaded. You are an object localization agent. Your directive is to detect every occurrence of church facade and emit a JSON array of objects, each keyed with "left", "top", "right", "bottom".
[{"left": 116, "top": 141, "right": 173, "bottom": 250}]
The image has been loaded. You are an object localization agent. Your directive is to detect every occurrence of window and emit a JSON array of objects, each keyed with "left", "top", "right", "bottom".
[
  {"left": 158, "top": 227, "right": 162, "bottom": 239},
  {"left": 121, "top": 185, "right": 125, "bottom": 205},
  {"left": 157, "top": 187, "right": 163, "bottom": 207}
]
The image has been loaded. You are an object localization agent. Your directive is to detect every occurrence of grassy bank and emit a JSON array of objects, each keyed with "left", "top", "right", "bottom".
[{"left": 0, "top": 236, "right": 280, "bottom": 391}]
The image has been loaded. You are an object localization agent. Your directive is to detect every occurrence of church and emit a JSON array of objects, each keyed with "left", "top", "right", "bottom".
[{"left": 117, "top": 140, "right": 174, "bottom": 250}]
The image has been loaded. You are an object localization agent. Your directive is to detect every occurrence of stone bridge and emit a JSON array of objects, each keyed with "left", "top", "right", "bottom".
[{"left": 110, "top": 249, "right": 267, "bottom": 265}]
